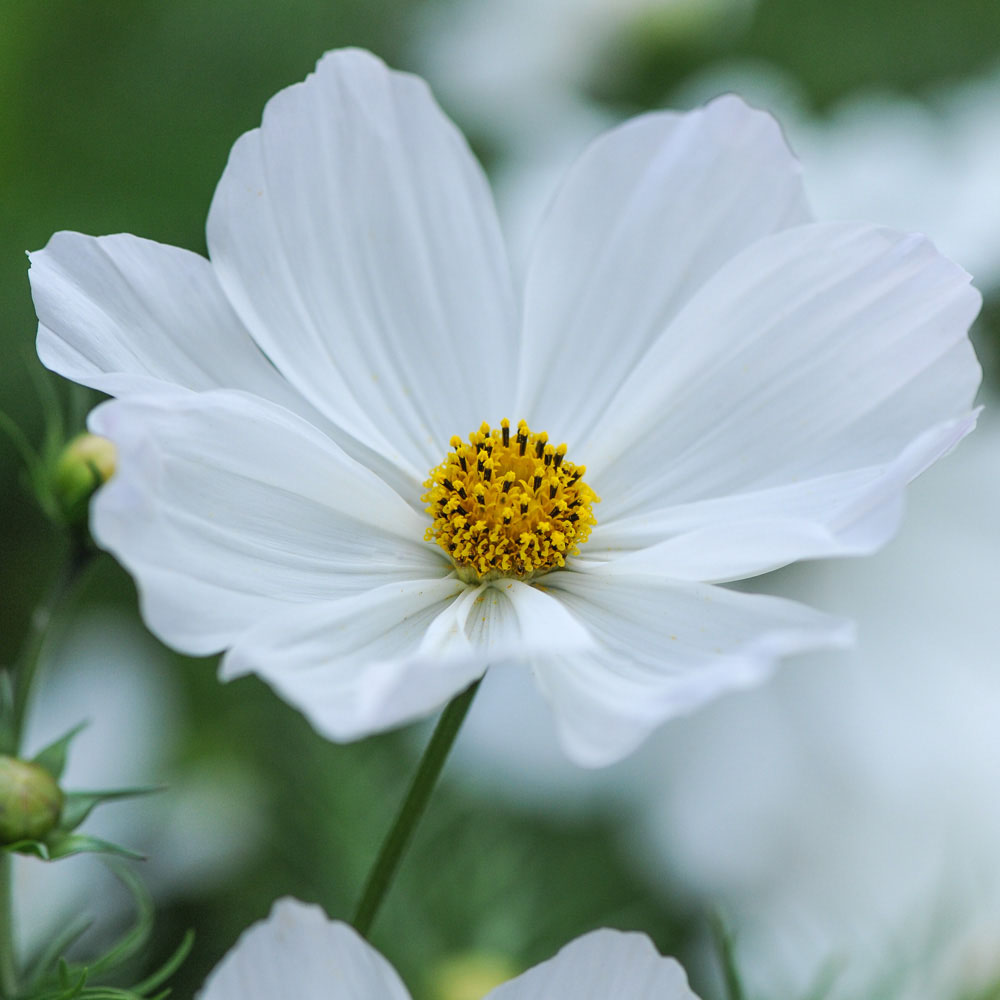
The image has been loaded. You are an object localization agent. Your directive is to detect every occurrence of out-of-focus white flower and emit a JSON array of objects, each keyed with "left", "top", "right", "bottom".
[
  {"left": 457, "top": 414, "right": 1000, "bottom": 1000},
  {"left": 428, "top": 951, "right": 520, "bottom": 1000},
  {"left": 31, "top": 49, "right": 980, "bottom": 767},
  {"left": 198, "top": 898, "right": 700, "bottom": 1000},
  {"left": 675, "top": 62, "right": 1000, "bottom": 291},
  {"left": 414, "top": 0, "right": 755, "bottom": 147},
  {"left": 414, "top": 0, "right": 755, "bottom": 274},
  {"left": 629, "top": 408, "right": 1000, "bottom": 999}
]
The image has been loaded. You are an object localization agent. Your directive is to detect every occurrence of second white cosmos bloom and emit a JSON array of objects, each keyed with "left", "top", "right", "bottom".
[
  {"left": 197, "top": 898, "right": 700, "bottom": 1000},
  {"left": 30, "top": 50, "right": 981, "bottom": 766}
]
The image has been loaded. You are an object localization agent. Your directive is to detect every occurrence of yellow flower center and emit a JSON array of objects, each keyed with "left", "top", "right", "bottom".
[{"left": 422, "top": 419, "right": 599, "bottom": 582}]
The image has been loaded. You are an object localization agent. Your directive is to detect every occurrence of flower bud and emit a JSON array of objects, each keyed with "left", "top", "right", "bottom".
[
  {"left": 427, "top": 952, "right": 518, "bottom": 1000},
  {"left": 51, "top": 433, "right": 116, "bottom": 524},
  {"left": 0, "top": 756, "right": 63, "bottom": 843}
]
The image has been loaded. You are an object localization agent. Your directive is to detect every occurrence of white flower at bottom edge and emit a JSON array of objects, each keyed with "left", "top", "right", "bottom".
[
  {"left": 197, "top": 898, "right": 700, "bottom": 1000},
  {"left": 28, "top": 49, "right": 981, "bottom": 767}
]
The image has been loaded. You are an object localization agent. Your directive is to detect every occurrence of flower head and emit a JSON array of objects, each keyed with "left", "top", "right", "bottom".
[
  {"left": 198, "top": 898, "right": 700, "bottom": 1000},
  {"left": 29, "top": 49, "right": 981, "bottom": 766}
]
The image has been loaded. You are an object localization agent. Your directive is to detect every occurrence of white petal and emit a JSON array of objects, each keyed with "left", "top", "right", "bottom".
[
  {"left": 207, "top": 48, "right": 518, "bottom": 473},
  {"left": 533, "top": 570, "right": 853, "bottom": 767},
  {"left": 31, "top": 231, "right": 425, "bottom": 498},
  {"left": 222, "top": 579, "right": 478, "bottom": 740},
  {"left": 90, "top": 390, "right": 442, "bottom": 656},
  {"left": 198, "top": 898, "right": 411, "bottom": 1000},
  {"left": 582, "top": 222, "right": 980, "bottom": 569},
  {"left": 485, "top": 928, "right": 699, "bottom": 1000},
  {"left": 459, "top": 579, "right": 595, "bottom": 661},
  {"left": 516, "top": 95, "right": 811, "bottom": 444},
  {"left": 222, "top": 578, "right": 593, "bottom": 742},
  {"left": 583, "top": 413, "right": 977, "bottom": 580},
  {"left": 32, "top": 232, "right": 303, "bottom": 406}
]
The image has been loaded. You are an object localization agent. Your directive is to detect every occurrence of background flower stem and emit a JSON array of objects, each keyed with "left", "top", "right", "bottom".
[
  {"left": 0, "top": 857, "right": 15, "bottom": 1000},
  {"left": 351, "top": 678, "right": 482, "bottom": 938},
  {"left": 0, "top": 536, "right": 95, "bottom": 997},
  {"left": 10, "top": 536, "right": 93, "bottom": 750}
]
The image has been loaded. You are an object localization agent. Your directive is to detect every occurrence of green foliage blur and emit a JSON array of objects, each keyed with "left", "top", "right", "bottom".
[{"left": 2, "top": 1, "right": 998, "bottom": 998}]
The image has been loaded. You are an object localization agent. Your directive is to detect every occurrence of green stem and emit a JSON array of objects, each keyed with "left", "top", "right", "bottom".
[
  {"left": 11, "top": 538, "right": 93, "bottom": 749},
  {"left": 0, "top": 537, "right": 95, "bottom": 998},
  {"left": 352, "top": 679, "right": 482, "bottom": 938},
  {"left": 0, "top": 856, "right": 15, "bottom": 1000}
]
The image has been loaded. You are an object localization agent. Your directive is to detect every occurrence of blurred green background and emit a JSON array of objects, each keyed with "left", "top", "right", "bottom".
[{"left": 3, "top": 1, "right": 999, "bottom": 998}]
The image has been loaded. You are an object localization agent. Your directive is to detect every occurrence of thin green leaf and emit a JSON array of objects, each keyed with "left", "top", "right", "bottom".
[
  {"left": 81, "top": 865, "right": 155, "bottom": 979},
  {"left": 0, "top": 408, "right": 45, "bottom": 480},
  {"left": 56, "top": 959, "right": 85, "bottom": 995},
  {"left": 24, "top": 912, "right": 95, "bottom": 989},
  {"left": 710, "top": 913, "right": 748, "bottom": 1000},
  {"left": 27, "top": 352, "right": 67, "bottom": 460},
  {"left": 26, "top": 868, "right": 166, "bottom": 999},
  {"left": 129, "top": 929, "right": 194, "bottom": 996}
]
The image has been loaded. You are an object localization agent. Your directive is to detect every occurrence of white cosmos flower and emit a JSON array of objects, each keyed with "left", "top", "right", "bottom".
[
  {"left": 29, "top": 49, "right": 981, "bottom": 767},
  {"left": 197, "top": 898, "right": 699, "bottom": 1000}
]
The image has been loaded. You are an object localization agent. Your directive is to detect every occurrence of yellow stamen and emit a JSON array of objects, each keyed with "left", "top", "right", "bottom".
[{"left": 422, "top": 421, "right": 599, "bottom": 582}]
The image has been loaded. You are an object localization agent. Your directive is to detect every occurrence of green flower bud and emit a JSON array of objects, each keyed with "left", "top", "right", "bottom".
[
  {"left": 427, "top": 952, "right": 518, "bottom": 1000},
  {"left": 51, "top": 433, "right": 116, "bottom": 524},
  {"left": 0, "top": 756, "right": 64, "bottom": 843}
]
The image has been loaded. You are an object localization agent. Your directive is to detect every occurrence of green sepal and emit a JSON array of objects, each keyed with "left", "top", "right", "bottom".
[
  {"left": 2, "top": 799, "right": 154, "bottom": 860},
  {"left": 3, "top": 831, "right": 146, "bottom": 862},
  {"left": 31, "top": 722, "right": 89, "bottom": 781},
  {"left": 2, "top": 837, "right": 50, "bottom": 859},
  {"left": 43, "top": 832, "right": 146, "bottom": 862},
  {"left": 59, "top": 787, "right": 161, "bottom": 834}
]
